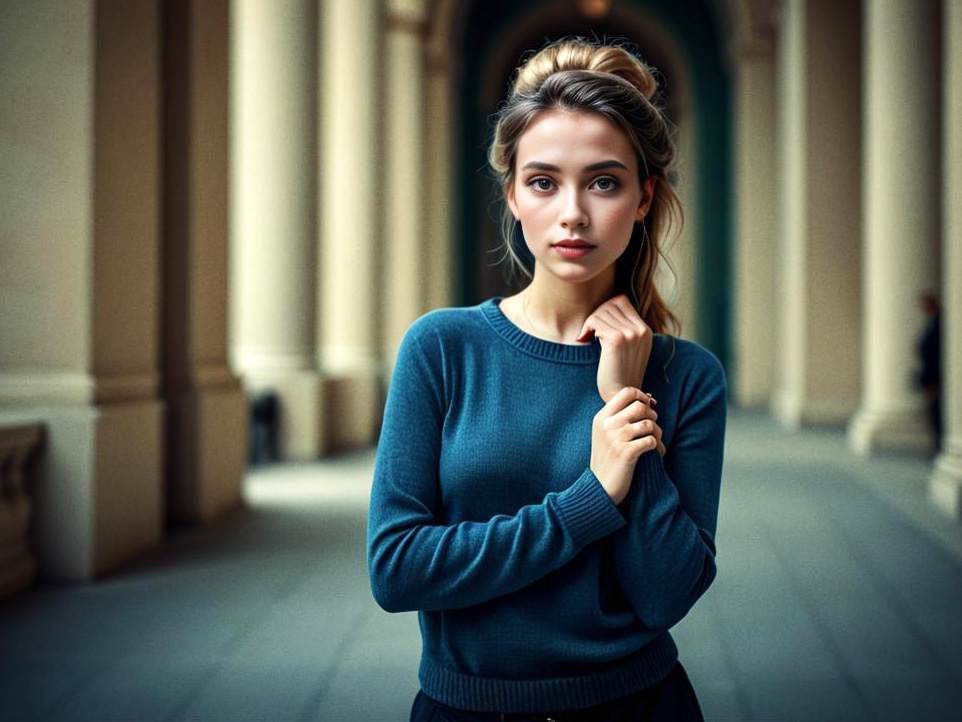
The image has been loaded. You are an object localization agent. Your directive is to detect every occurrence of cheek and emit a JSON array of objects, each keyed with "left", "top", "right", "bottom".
[
  {"left": 515, "top": 195, "right": 552, "bottom": 226},
  {"left": 598, "top": 200, "right": 641, "bottom": 232}
]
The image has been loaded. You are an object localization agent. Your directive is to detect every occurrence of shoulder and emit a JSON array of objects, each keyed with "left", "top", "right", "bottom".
[
  {"left": 650, "top": 335, "right": 728, "bottom": 417},
  {"left": 404, "top": 303, "right": 484, "bottom": 346},
  {"left": 398, "top": 303, "right": 489, "bottom": 367},
  {"left": 652, "top": 337, "right": 727, "bottom": 437},
  {"left": 652, "top": 335, "right": 726, "bottom": 385}
]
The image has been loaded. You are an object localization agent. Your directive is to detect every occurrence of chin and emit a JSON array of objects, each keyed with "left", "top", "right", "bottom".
[{"left": 548, "top": 266, "right": 611, "bottom": 284}]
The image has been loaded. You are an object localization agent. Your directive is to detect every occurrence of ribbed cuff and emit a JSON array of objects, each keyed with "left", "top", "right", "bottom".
[
  {"left": 553, "top": 468, "right": 626, "bottom": 548},
  {"left": 635, "top": 448, "right": 669, "bottom": 490}
]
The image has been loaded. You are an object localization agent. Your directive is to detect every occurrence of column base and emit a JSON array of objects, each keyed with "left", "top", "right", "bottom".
[
  {"left": 0, "top": 400, "right": 164, "bottom": 581},
  {"left": 243, "top": 370, "right": 326, "bottom": 461},
  {"left": 322, "top": 370, "right": 382, "bottom": 453},
  {"left": 772, "top": 387, "right": 802, "bottom": 429},
  {"left": 848, "top": 407, "right": 935, "bottom": 455},
  {"left": 929, "top": 440, "right": 962, "bottom": 517},
  {"left": 167, "top": 378, "right": 247, "bottom": 525},
  {"left": 771, "top": 387, "right": 858, "bottom": 427}
]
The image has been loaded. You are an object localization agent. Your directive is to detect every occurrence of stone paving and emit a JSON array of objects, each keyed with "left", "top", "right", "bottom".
[{"left": 2, "top": 411, "right": 961, "bottom": 721}]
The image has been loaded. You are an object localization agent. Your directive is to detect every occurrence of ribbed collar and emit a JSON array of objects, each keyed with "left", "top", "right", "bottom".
[{"left": 479, "top": 297, "right": 601, "bottom": 365}]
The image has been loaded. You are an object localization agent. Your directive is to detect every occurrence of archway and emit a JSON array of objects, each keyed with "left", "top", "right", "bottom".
[{"left": 435, "top": 0, "right": 733, "bottom": 369}]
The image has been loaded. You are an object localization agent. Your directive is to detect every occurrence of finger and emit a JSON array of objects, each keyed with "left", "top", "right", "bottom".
[
  {"left": 649, "top": 421, "right": 666, "bottom": 456},
  {"left": 576, "top": 310, "right": 606, "bottom": 342},
  {"left": 607, "top": 297, "right": 647, "bottom": 332},
  {"left": 579, "top": 296, "right": 643, "bottom": 341},
  {"left": 604, "top": 386, "right": 649, "bottom": 416},
  {"left": 651, "top": 420, "right": 663, "bottom": 444},
  {"left": 611, "top": 400, "right": 657, "bottom": 427},
  {"left": 596, "top": 306, "right": 625, "bottom": 330},
  {"left": 622, "top": 418, "right": 658, "bottom": 440},
  {"left": 627, "top": 435, "right": 659, "bottom": 454},
  {"left": 597, "top": 307, "right": 647, "bottom": 347},
  {"left": 608, "top": 295, "right": 649, "bottom": 328},
  {"left": 598, "top": 305, "right": 641, "bottom": 337},
  {"left": 587, "top": 315, "right": 620, "bottom": 344},
  {"left": 609, "top": 403, "right": 644, "bottom": 430}
]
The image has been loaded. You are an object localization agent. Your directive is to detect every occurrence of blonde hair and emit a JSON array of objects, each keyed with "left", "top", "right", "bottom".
[{"left": 488, "top": 38, "right": 683, "bottom": 336}]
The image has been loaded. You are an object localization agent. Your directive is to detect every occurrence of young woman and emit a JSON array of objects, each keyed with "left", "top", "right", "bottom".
[{"left": 367, "top": 38, "right": 727, "bottom": 722}]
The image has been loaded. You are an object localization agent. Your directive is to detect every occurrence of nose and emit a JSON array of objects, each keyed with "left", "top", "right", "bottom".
[{"left": 558, "top": 187, "right": 589, "bottom": 229}]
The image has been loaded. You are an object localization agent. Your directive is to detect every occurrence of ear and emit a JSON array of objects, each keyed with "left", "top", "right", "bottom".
[
  {"left": 635, "top": 176, "right": 657, "bottom": 223},
  {"left": 506, "top": 180, "right": 520, "bottom": 221}
]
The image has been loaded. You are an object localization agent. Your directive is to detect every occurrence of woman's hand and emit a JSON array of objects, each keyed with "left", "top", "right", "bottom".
[
  {"left": 576, "top": 294, "right": 653, "bottom": 404},
  {"left": 591, "top": 387, "right": 664, "bottom": 505}
]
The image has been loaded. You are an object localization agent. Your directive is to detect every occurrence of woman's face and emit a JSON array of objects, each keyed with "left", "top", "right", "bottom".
[{"left": 507, "top": 108, "right": 654, "bottom": 286}]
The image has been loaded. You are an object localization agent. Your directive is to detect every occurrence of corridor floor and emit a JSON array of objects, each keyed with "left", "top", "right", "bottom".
[{"left": 2, "top": 411, "right": 962, "bottom": 722}]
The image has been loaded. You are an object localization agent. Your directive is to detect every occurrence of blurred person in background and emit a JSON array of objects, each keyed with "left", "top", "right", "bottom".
[
  {"left": 368, "top": 37, "right": 726, "bottom": 722},
  {"left": 919, "top": 291, "right": 942, "bottom": 453}
]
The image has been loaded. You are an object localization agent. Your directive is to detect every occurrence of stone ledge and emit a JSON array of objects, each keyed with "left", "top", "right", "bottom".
[{"left": 0, "top": 425, "right": 44, "bottom": 601}]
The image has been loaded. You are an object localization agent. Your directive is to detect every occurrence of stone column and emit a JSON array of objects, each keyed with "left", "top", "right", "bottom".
[
  {"left": 849, "top": 0, "right": 941, "bottom": 453},
  {"left": 164, "top": 0, "right": 247, "bottom": 523},
  {"left": 930, "top": 0, "right": 962, "bottom": 516},
  {"left": 317, "top": 0, "right": 382, "bottom": 452},
  {"left": 732, "top": 26, "right": 777, "bottom": 406},
  {"left": 383, "top": 0, "right": 428, "bottom": 375},
  {"left": 424, "top": 56, "right": 456, "bottom": 312},
  {"left": 773, "top": 0, "right": 862, "bottom": 427},
  {"left": 0, "top": 0, "right": 163, "bottom": 579},
  {"left": 657, "top": 106, "right": 697, "bottom": 342},
  {"left": 230, "top": 0, "right": 324, "bottom": 460}
]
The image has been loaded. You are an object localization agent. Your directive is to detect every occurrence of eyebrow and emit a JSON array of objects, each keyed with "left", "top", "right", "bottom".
[{"left": 520, "top": 160, "right": 630, "bottom": 173}]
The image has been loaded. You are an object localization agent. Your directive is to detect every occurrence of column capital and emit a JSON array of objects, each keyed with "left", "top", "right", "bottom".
[
  {"left": 730, "top": 0, "right": 776, "bottom": 62},
  {"left": 425, "top": 49, "right": 453, "bottom": 75},
  {"left": 930, "top": 440, "right": 962, "bottom": 516},
  {"left": 732, "top": 32, "right": 775, "bottom": 62},
  {"left": 385, "top": 0, "right": 428, "bottom": 35}
]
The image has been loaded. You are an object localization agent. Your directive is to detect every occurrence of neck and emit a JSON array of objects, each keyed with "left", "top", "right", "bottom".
[{"left": 522, "top": 266, "right": 616, "bottom": 344}]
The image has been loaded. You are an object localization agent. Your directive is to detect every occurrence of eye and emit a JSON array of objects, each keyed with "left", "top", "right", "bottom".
[
  {"left": 591, "top": 176, "right": 620, "bottom": 192},
  {"left": 528, "top": 176, "right": 556, "bottom": 192}
]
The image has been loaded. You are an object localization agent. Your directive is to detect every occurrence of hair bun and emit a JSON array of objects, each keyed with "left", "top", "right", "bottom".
[{"left": 513, "top": 39, "right": 657, "bottom": 101}]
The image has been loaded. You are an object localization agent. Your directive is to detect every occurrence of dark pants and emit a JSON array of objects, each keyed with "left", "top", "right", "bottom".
[{"left": 409, "top": 662, "right": 705, "bottom": 722}]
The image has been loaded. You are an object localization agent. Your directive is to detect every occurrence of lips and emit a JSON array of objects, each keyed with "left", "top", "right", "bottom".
[
  {"left": 553, "top": 244, "right": 595, "bottom": 259},
  {"left": 553, "top": 240, "right": 595, "bottom": 248}
]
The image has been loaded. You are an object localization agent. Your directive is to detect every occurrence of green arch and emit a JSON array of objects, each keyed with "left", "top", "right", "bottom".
[{"left": 455, "top": 0, "right": 732, "bottom": 380}]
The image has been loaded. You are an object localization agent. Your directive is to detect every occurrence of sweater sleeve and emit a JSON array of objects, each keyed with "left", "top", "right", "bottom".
[
  {"left": 367, "top": 321, "right": 627, "bottom": 614},
  {"left": 610, "top": 350, "right": 727, "bottom": 631}
]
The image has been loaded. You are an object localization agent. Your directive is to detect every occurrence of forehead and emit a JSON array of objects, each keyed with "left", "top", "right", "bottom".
[{"left": 516, "top": 108, "right": 637, "bottom": 170}]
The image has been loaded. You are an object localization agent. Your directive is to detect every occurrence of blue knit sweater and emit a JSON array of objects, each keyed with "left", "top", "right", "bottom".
[{"left": 367, "top": 296, "right": 727, "bottom": 714}]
